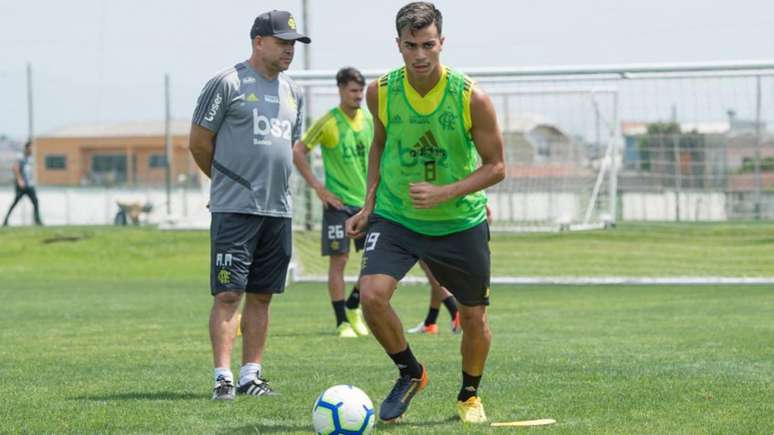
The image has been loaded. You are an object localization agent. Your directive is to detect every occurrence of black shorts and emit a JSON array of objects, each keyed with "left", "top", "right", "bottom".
[
  {"left": 360, "top": 215, "right": 491, "bottom": 306},
  {"left": 321, "top": 204, "right": 365, "bottom": 256},
  {"left": 210, "top": 213, "right": 292, "bottom": 295}
]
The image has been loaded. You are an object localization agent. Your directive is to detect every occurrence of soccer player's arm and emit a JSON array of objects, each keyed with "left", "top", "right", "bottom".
[
  {"left": 189, "top": 75, "right": 229, "bottom": 178},
  {"left": 346, "top": 80, "right": 385, "bottom": 238},
  {"left": 189, "top": 125, "right": 215, "bottom": 178},
  {"left": 409, "top": 85, "right": 506, "bottom": 208},
  {"left": 292, "top": 116, "right": 343, "bottom": 209},
  {"left": 465, "top": 86, "right": 507, "bottom": 191}
]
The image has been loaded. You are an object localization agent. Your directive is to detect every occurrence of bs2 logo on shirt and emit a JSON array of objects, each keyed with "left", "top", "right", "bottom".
[{"left": 253, "top": 108, "right": 292, "bottom": 145}]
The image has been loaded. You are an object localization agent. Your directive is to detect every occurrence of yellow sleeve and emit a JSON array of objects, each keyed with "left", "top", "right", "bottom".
[
  {"left": 463, "top": 76, "right": 474, "bottom": 132},
  {"left": 302, "top": 113, "right": 337, "bottom": 149},
  {"left": 377, "top": 74, "right": 389, "bottom": 127}
]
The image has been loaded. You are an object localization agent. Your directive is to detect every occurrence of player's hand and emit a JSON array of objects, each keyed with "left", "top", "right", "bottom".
[
  {"left": 345, "top": 209, "right": 369, "bottom": 239},
  {"left": 486, "top": 204, "right": 493, "bottom": 224},
  {"left": 409, "top": 182, "right": 451, "bottom": 209},
  {"left": 315, "top": 186, "right": 343, "bottom": 210},
  {"left": 18, "top": 181, "right": 26, "bottom": 190}
]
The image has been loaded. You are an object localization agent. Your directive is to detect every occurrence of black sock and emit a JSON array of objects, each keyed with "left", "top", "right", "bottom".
[
  {"left": 332, "top": 300, "right": 347, "bottom": 326},
  {"left": 442, "top": 296, "right": 458, "bottom": 318},
  {"left": 388, "top": 345, "right": 423, "bottom": 379},
  {"left": 457, "top": 371, "right": 482, "bottom": 402},
  {"left": 345, "top": 286, "right": 360, "bottom": 309},
  {"left": 424, "top": 308, "right": 440, "bottom": 326}
]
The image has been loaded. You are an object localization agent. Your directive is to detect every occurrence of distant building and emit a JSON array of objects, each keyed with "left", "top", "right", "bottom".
[
  {"left": 620, "top": 114, "right": 774, "bottom": 198},
  {"left": 500, "top": 115, "right": 594, "bottom": 194},
  {"left": 725, "top": 133, "right": 774, "bottom": 192},
  {"left": 502, "top": 115, "right": 585, "bottom": 165},
  {"left": 727, "top": 109, "right": 766, "bottom": 135},
  {"left": 34, "top": 121, "right": 198, "bottom": 186},
  {"left": 621, "top": 120, "right": 728, "bottom": 178}
]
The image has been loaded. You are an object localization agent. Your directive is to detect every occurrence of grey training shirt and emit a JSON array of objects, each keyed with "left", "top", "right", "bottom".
[{"left": 193, "top": 62, "right": 303, "bottom": 217}]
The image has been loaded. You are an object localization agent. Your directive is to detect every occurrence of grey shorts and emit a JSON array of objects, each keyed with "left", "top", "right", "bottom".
[
  {"left": 360, "top": 214, "right": 491, "bottom": 306},
  {"left": 210, "top": 213, "right": 292, "bottom": 295},
  {"left": 321, "top": 204, "right": 365, "bottom": 256}
]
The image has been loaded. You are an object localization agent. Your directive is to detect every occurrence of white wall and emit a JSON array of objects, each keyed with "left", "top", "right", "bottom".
[
  {"left": 0, "top": 186, "right": 210, "bottom": 226},
  {"left": 621, "top": 192, "right": 727, "bottom": 221},
  {"left": 1, "top": 186, "right": 730, "bottom": 227}
]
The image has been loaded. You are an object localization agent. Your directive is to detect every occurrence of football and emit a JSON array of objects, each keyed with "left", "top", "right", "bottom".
[{"left": 312, "top": 384, "right": 375, "bottom": 435}]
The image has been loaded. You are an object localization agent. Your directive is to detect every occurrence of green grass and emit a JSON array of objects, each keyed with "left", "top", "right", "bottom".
[
  {"left": 1, "top": 225, "right": 773, "bottom": 434},
  {"left": 293, "top": 221, "right": 774, "bottom": 277}
]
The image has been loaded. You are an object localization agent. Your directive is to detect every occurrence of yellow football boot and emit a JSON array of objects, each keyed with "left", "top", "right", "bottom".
[{"left": 457, "top": 396, "right": 488, "bottom": 424}]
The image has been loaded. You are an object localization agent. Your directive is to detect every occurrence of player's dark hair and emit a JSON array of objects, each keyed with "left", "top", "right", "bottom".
[
  {"left": 24, "top": 141, "right": 31, "bottom": 149},
  {"left": 395, "top": 2, "right": 442, "bottom": 37},
  {"left": 336, "top": 67, "right": 365, "bottom": 87}
]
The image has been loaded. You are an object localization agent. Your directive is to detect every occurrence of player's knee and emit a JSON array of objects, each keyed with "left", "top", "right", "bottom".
[
  {"left": 358, "top": 286, "right": 388, "bottom": 312},
  {"left": 359, "top": 290, "right": 385, "bottom": 311},
  {"left": 358, "top": 275, "right": 396, "bottom": 310},
  {"left": 460, "top": 307, "right": 489, "bottom": 332},
  {"left": 245, "top": 292, "right": 272, "bottom": 307},
  {"left": 214, "top": 291, "right": 242, "bottom": 306},
  {"left": 330, "top": 253, "right": 349, "bottom": 268}
]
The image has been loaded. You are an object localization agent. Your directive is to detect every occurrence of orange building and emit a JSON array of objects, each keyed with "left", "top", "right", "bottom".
[{"left": 35, "top": 120, "right": 200, "bottom": 186}]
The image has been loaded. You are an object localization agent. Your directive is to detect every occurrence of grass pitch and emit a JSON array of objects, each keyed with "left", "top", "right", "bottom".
[
  {"left": 0, "top": 225, "right": 772, "bottom": 434},
  {"left": 293, "top": 221, "right": 774, "bottom": 278}
]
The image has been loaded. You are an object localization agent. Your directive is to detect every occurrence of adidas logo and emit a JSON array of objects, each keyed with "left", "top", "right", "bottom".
[
  {"left": 246, "top": 93, "right": 258, "bottom": 102},
  {"left": 391, "top": 114, "right": 403, "bottom": 124}
]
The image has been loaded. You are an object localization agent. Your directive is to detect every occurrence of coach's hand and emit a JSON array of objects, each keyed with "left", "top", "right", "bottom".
[
  {"left": 345, "top": 210, "right": 369, "bottom": 239},
  {"left": 409, "top": 182, "right": 452, "bottom": 209},
  {"left": 315, "top": 186, "right": 343, "bottom": 210}
]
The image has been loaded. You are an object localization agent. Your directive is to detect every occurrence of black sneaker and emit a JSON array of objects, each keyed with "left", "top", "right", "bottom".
[
  {"left": 378, "top": 366, "right": 428, "bottom": 422},
  {"left": 211, "top": 376, "right": 235, "bottom": 401},
  {"left": 236, "top": 377, "right": 278, "bottom": 397}
]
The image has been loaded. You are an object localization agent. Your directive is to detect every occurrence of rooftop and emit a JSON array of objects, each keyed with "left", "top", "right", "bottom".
[{"left": 39, "top": 120, "right": 192, "bottom": 138}]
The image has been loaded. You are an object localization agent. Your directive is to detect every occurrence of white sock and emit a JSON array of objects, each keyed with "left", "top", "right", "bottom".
[
  {"left": 239, "top": 362, "right": 262, "bottom": 386},
  {"left": 214, "top": 367, "right": 233, "bottom": 384}
]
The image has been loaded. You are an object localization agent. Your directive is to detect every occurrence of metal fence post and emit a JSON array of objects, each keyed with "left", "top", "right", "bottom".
[
  {"left": 754, "top": 75, "right": 763, "bottom": 219},
  {"left": 673, "top": 134, "right": 681, "bottom": 221}
]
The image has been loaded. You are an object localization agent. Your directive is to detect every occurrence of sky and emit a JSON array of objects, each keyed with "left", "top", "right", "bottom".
[{"left": 1, "top": 0, "right": 774, "bottom": 140}]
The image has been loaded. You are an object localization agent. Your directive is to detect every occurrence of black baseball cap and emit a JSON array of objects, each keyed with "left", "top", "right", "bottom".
[{"left": 250, "top": 10, "right": 311, "bottom": 44}]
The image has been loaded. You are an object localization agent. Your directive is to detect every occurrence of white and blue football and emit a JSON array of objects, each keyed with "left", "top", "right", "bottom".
[{"left": 312, "top": 384, "right": 375, "bottom": 435}]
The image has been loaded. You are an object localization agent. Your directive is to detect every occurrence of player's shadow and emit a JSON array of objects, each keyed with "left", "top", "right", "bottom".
[
  {"left": 72, "top": 392, "right": 201, "bottom": 401},
  {"left": 222, "top": 424, "right": 310, "bottom": 434}
]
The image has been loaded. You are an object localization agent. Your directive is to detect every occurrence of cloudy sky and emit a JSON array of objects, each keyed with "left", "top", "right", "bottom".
[{"left": 1, "top": 0, "right": 773, "bottom": 139}]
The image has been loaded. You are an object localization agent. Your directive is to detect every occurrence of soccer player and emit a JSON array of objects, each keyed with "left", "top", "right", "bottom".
[
  {"left": 3, "top": 141, "right": 43, "bottom": 226},
  {"left": 292, "top": 67, "right": 372, "bottom": 338},
  {"left": 189, "top": 9, "right": 310, "bottom": 401},
  {"left": 345, "top": 1, "right": 505, "bottom": 424}
]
